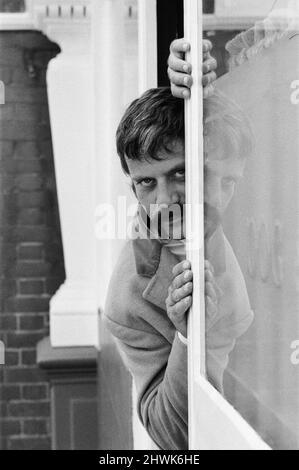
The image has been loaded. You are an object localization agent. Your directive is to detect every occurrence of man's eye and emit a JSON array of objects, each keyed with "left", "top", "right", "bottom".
[
  {"left": 175, "top": 170, "right": 185, "bottom": 179},
  {"left": 138, "top": 178, "right": 154, "bottom": 187}
]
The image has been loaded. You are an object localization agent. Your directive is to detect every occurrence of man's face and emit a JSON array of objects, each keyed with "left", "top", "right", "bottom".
[
  {"left": 126, "top": 139, "right": 185, "bottom": 239},
  {"left": 126, "top": 138, "right": 245, "bottom": 239},
  {"left": 204, "top": 150, "right": 246, "bottom": 237}
]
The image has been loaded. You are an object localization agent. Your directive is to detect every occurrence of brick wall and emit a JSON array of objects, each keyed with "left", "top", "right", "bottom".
[
  {"left": 0, "top": 31, "right": 65, "bottom": 450},
  {"left": 0, "top": 1, "right": 25, "bottom": 12}
]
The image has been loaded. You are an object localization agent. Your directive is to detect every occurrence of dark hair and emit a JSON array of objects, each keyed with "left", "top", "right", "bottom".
[
  {"left": 203, "top": 89, "right": 254, "bottom": 161},
  {"left": 116, "top": 87, "right": 184, "bottom": 175},
  {"left": 116, "top": 87, "right": 254, "bottom": 177}
]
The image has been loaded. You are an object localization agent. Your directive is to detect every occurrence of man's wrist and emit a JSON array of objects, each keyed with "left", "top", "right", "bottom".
[{"left": 177, "top": 331, "right": 188, "bottom": 346}]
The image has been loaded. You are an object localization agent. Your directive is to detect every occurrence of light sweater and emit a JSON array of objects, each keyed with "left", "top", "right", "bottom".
[{"left": 104, "top": 222, "right": 254, "bottom": 449}]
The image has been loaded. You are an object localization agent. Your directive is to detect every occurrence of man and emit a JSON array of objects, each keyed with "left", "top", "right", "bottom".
[{"left": 104, "top": 81, "right": 254, "bottom": 449}]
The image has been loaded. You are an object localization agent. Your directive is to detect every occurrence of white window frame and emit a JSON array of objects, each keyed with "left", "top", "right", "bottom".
[{"left": 138, "top": 0, "right": 157, "bottom": 93}]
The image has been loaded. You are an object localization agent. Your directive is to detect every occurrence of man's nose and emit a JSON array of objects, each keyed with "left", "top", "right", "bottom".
[{"left": 156, "top": 183, "right": 180, "bottom": 206}]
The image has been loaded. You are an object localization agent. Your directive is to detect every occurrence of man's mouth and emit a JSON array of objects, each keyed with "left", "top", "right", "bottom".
[
  {"left": 139, "top": 203, "right": 221, "bottom": 240},
  {"left": 157, "top": 207, "right": 184, "bottom": 240}
]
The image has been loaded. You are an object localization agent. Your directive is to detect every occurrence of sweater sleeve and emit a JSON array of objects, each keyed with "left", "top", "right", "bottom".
[{"left": 103, "top": 313, "right": 188, "bottom": 450}]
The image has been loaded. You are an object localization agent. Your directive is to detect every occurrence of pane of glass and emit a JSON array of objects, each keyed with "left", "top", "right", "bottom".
[{"left": 203, "top": 0, "right": 299, "bottom": 449}]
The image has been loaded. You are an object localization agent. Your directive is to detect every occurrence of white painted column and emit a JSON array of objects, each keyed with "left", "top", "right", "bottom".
[
  {"left": 92, "top": 0, "right": 142, "bottom": 310},
  {"left": 32, "top": 0, "right": 98, "bottom": 347},
  {"left": 138, "top": 0, "right": 157, "bottom": 94},
  {"left": 92, "top": 0, "right": 129, "bottom": 309}
]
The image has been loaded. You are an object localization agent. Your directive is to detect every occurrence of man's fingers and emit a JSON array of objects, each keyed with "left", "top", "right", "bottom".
[
  {"left": 204, "top": 268, "right": 214, "bottom": 283},
  {"left": 205, "top": 296, "right": 218, "bottom": 317},
  {"left": 202, "top": 71, "right": 217, "bottom": 88},
  {"left": 203, "top": 51, "right": 211, "bottom": 60},
  {"left": 168, "top": 67, "right": 193, "bottom": 88},
  {"left": 173, "top": 270, "right": 193, "bottom": 290},
  {"left": 205, "top": 272, "right": 224, "bottom": 300},
  {"left": 168, "top": 297, "right": 192, "bottom": 320},
  {"left": 204, "top": 260, "right": 214, "bottom": 273},
  {"left": 203, "top": 39, "right": 213, "bottom": 53},
  {"left": 168, "top": 281, "right": 192, "bottom": 305},
  {"left": 202, "top": 56, "right": 217, "bottom": 74},
  {"left": 213, "top": 281, "right": 224, "bottom": 299},
  {"left": 172, "top": 260, "right": 191, "bottom": 278},
  {"left": 205, "top": 260, "right": 224, "bottom": 299},
  {"left": 170, "top": 38, "right": 190, "bottom": 57},
  {"left": 205, "top": 281, "right": 217, "bottom": 303},
  {"left": 171, "top": 84, "right": 191, "bottom": 99},
  {"left": 168, "top": 53, "right": 192, "bottom": 74},
  {"left": 203, "top": 83, "right": 215, "bottom": 99},
  {"left": 168, "top": 37, "right": 192, "bottom": 100},
  {"left": 171, "top": 282, "right": 193, "bottom": 304},
  {"left": 168, "top": 38, "right": 216, "bottom": 100}
]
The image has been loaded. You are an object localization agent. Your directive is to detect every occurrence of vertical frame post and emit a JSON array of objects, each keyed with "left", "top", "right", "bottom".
[{"left": 184, "top": 0, "right": 206, "bottom": 449}]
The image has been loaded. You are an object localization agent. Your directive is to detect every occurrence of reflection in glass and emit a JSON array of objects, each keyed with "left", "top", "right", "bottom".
[
  {"left": 203, "top": 0, "right": 299, "bottom": 449},
  {"left": 204, "top": 90, "right": 255, "bottom": 393}
]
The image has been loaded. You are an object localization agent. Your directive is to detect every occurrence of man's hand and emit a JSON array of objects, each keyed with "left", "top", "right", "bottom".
[
  {"left": 167, "top": 38, "right": 217, "bottom": 99},
  {"left": 204, "top": 260, "right": 221, "bottom": 328},
  {"left": 166, "top": 259, "right": 220, "bottom": 338},
  {"left": 166, "top": 260, "right": 193, "bottom": 338}
]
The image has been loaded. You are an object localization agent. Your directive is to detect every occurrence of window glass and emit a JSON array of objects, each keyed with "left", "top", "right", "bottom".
[{"left": 203, "top": 0, "right": 299, "bottom": 449}]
